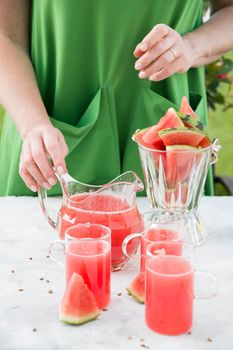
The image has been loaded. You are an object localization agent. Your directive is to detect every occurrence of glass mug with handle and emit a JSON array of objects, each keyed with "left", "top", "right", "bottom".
[
  {"left": 145, "top": 241, "right": 217, "bottom": 336},
  {"left": 49, "top": 223, "right": 111, "bottom": 310},
  {"left": 122, "top": 210, "right": 185, "bottom": 272}
]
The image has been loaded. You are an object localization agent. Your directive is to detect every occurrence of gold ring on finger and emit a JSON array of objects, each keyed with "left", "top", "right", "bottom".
[{"left": 169, "top": 48, "right": 177, "bottom": 61}]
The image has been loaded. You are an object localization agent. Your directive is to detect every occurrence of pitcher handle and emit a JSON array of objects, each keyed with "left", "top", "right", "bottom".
[
  {"left": 194, "top": 270, "right": 218, "bottom": 299},
  {"left": 122, "top": 233, "right": 142, "bottom": 259},
  {"left": 38, "top": 170, "right": 64, "bottom": 229},
  {"left": 38, "top": 187, "right": 58, "bottom": 229}
]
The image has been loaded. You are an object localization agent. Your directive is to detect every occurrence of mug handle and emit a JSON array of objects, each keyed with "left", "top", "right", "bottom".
[
  {"left": 49, "top": 240, "right": 65, "bottom": 267},
  {"left": 194, "top": 270, "right": 218, "bottom": 299},
  {"left": 38, "top": 170, "right": 63, "bottom": 229},
  {"left": 122, "top": 233, "right": 142, "bottom": 259}
]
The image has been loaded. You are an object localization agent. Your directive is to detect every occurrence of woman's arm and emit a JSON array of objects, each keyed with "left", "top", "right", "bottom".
[
  {"left": 0, "top": 0, "right": 68, "bottom": 191},
  {"left": 134, "top": 0, "right": 233, "bottom": 81},
  {"left": 184, "top": 0, "right": 233, "bottom": 66}
]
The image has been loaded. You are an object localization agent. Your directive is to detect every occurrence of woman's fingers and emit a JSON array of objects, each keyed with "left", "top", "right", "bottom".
[
  {"left": 20, "top": 141, "right": 51, "bottom": 190},
  {"left": 19, "top": 124, "right": 69, "bottom": 191},
  {"left": 135, "top": 34, "right": 178, "bottom": 71},
  {"left": 133, "top": 24, "right": 170, "bottom": 57},
  {"left": 30, "top": 136, "right": 57, "bottom": 186},
  {"left": 149, "top": 58, "right": 183, "bottom": 81},
  {"left": 43, "top": 128, "right": 68, "bottom": 176},
  {"left": 19, "top": 167, "right": 39, "bottom": 193},
  {"left": 138, "top": 47, "right": 178, "bottom": 78},
  {"left": 134, "top": 24, "right": 194, "bottom": 81}
]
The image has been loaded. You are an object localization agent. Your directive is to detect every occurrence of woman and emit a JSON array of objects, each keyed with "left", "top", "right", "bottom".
[{"left": 0, "top": 0, "right": 233, "bottom": 196}]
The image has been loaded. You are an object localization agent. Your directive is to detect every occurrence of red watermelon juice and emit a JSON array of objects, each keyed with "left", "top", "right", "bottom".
[
  {"left": 66, "top": 239, "right": 111, "bottom": 309},
  {"left": 145, "top": 255, "right": 194, "bottom": 335},
  {"left": 140, "top": 228, "right": 183, "bottom": 272},
  {"left": 58, "top": 194, "right": 143, "bottom": 270}
]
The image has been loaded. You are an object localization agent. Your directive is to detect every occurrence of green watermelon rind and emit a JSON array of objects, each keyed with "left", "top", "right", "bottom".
[
  {"left": 59, "top": 306, "right": 101, "bottom": 325},
  {"left": 126, "top": 273, "right": 145, "bottom": 304},
  {"left": 126, "top": 287, "right": 145, "bottom": 304},
  {"left": 177, "top": 112, "right": 206, "bottom": 131},
  {"left": 166, "top": 145, "right": 199, "bottom": 151},
  {"left": 158, "top": 127, "right": 206, "bottom": 137},
  {"left": 59, "top": 273, "right": 101, "bottom": 326}
]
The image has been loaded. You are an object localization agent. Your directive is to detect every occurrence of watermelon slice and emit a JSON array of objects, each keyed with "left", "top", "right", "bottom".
[
  {"left": 198, "top": 136, "right": 212, "bottom": 148},
  {"left": 158, "top": 128, "right": 206, "bottom": 147},
  {"left": 177, "top": 112, "right": 206, "bottom": 131},
  {"left": 141, "top": 126, "right": 165, "bottom": 149},
  {"left": 59, "top": 273, "right": 101, "bottom": 325},
  {"left": 154, "top": 108, "right": 184, "bottom": 131},
  {"left": 126, "top": 272, "right": 145, "bottom": 304},
  {"left": 133, "top": 108, "right": 183, "bottom": 150},
  {"left": 180, "top": 96, "right": 199, "bottom": 120},
  {"left": 165, "top": 145, "right": 200, "bottom": 186},
  {"left": 133, "top": 127, "right": 164, "bottom": 149}
]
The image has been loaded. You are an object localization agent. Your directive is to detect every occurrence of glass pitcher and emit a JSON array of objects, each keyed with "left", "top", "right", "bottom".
[
  {"left": 133, "top": 134, "right": 221, "bottom": 246},
  {"left": 38, "top": 171, "right": 144, "bottom": 271}
]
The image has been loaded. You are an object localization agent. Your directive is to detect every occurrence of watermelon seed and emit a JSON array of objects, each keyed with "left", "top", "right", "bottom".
[
  {"left": 46, "top": 280, "right": 50, "bottom": 283},
  {"left": 117, "top": 293, "right": 122, "bottom": 296},
  {"left": 18, "top": 288, "right": 24, "bottom": 292},
  {"left": 11, "top": 270, "right": 15, "bottom": 273},
  {"left": 32, "top": 328, "right": 37, "bottom": 332},
  {"left": 207, "top": 337, "right": 213, "bottom": 342},
  {"left": 102, "top": 308, "right": 108, "bottom": 311},
  {"left": 140, "top": 345, "right": 149, "bottom": 349},
  {"left": 46, "top": 255, "right": 49, "bottom": 258},
  {"left": 48, "top": 290, "right": 53, "bottom": 294},
  {"left": 29, "top": 257, "right": 33, "bottom": 260},
  {"left": 188, "top": 331, "right": 192, "bottom": 335},
  {"left": 39, "top": 277, "right": 44, "bottom": 281}
]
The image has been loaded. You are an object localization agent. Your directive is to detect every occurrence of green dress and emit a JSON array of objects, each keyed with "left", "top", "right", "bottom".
[{"left": 0, "top": 0, "right": 213, "bottom": 196}]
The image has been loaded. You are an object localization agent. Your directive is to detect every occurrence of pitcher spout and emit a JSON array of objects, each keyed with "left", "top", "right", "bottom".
[{"left": 110, "top": 171, "right": 144, "bottom": 193}]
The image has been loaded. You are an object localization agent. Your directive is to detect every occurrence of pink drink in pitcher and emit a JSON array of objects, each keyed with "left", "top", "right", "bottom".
[
  {"left": 140, "top": 228, "right": 183, "bottom": 272},
  {"left": 66, "top": 239, "right": 111, "bottom": 309},
  {"left": 145, "top": 254, "right": 194, "bottom": 335},
  {"left": 58, "top": 194, "right": 143, "bottom": 270}
]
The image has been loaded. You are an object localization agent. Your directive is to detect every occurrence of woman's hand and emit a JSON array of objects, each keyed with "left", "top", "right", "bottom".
[
  {"left": 133, "top": 24, "right": 196, "bottom": 81},
  {"left": 19, "top": 124, "right": 68, "bottom": 192}
]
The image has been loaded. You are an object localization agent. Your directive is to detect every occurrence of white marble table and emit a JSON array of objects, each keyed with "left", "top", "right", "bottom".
[{"left": 0, "top": 196, "right": 233, "bottom": 350}]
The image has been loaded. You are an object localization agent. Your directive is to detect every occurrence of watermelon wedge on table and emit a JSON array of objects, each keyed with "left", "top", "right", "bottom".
[
  {"left": 59, "top": 273, "right": 101, "bottom": 325},
  {"left": 127, "top": 272, "right": 145, "bottom": 304}
]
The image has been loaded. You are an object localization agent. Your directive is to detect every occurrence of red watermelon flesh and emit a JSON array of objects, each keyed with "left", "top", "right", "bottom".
[
  {"left": 165, "top": 145, "right": 201, "bottom": 186},
  {"left": 141, "top": 126, "right": 165, "bottom": 149},
  {"left": 198, "top": 136, "right": 212, "bottom": 148},
  {"left": 180, "top": 96, "right": 199, "bottom": 120},
  {"left": 159, "top": 128, "right": 205, "bottom": 147},
  {"left": 134, "top": 108, "right": 183, "bottom": 150},
  {"left": 59, "top": 273, "right": 101, "bottom": 325},
  {"left": 154, "top": 108, "right": 184, "bottom": 131},
  {"left": 133, "top": 128, "right": 164, "bottom": 149},
  {"left": 127, "top": 272, "right": 145, "bottom": 304}
]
